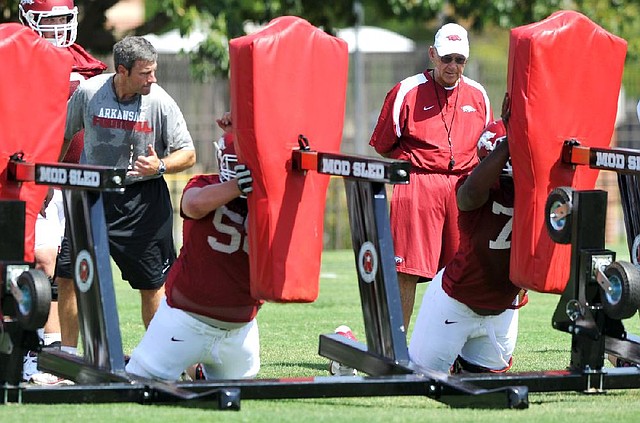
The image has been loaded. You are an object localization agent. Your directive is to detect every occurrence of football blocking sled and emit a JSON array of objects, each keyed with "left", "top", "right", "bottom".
[
  {"left": 0, "top": 24, "right": 73, "bottom": 263},
  {"left": 6, "top": 12, "right": 640, "bottom": 411},
  {"left": 507, "top": 10, "right": 627, "bottom": 293},
  {"left": 229, "top": 16, "right": 349, "bottom": 302},
  {"left": 0, "top": 23, "right": 127, "bottom": 383},
  {"left": 1, "top": 16, "right": 528, "bottom": 409}
]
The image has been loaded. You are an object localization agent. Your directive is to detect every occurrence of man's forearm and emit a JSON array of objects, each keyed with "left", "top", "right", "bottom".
[{"left": 163, "top": 149, "right": 196, "bottom": 173}]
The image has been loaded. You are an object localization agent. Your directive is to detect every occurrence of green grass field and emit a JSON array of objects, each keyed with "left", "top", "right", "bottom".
[{"left": 4, "top": 249, "right": 640, "bottom": 422}]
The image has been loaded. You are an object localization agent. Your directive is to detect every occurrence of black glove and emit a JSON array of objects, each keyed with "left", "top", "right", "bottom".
[{"left": 234, "top": 164, "right": 253, "bottom": 195}]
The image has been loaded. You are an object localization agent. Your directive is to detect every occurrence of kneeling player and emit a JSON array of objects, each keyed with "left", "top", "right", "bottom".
[
  {"left": 126, "top": 119, "right": 261, "bottom": 381},
  {"left": 408, "top": 120, "right": 526, "bottom": 374}
]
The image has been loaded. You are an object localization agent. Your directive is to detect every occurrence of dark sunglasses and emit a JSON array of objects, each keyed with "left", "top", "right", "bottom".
[{"left": 439, "top": 55, "right": 467, "bottom": 65}]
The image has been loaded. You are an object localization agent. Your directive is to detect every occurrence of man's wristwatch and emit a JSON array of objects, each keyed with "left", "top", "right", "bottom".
[{"left": 157, "top": 159, "right": 166, "bottom": 175}]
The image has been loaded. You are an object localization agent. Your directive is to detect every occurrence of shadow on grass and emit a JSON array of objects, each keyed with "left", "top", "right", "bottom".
[{"left": 263, "top": 361, "right": 330, "bottom": 373}]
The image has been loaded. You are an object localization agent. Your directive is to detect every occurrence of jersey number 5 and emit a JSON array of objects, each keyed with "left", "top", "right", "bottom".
[{"left": 207, "top": 205, "right": 249, "bottom": 254}]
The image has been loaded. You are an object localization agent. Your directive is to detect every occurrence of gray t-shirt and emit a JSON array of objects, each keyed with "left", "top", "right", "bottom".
[{"left": 65, "top": 73, "right": 195, "bottom": 183}]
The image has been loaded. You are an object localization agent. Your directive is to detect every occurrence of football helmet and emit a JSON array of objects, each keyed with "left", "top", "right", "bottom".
[
  {"left": 19, "top": 0, "right": 78, "bottom": 48},
  {"left": 217, "top": 132, "right": 238, "bottom": 182},
  {"left": 477, "top": 119, "right": 511, "bottom": 175}
]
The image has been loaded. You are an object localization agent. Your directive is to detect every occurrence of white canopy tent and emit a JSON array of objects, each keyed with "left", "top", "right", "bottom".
[
  {"left": 336, "top": 26, "right": 416, "bottom": 53},
  {"left": 144, "top": 26, "right": 415, "bottom": 54}
]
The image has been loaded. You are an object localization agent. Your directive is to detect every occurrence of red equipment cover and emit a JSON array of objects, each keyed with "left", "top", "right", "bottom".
[
  {"left": 507, "top": 11, "right": 627, "bottom": 293},
  {"left": 229, "top": 16, "right": 348, "bottom": 302},
  {"left": 0, "top": 24, "right": 73, "bottom": 262}
]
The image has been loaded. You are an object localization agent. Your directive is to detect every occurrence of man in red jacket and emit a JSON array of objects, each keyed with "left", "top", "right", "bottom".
[{"left": 369, "top": 23, "right": 492, "bottom": 331}]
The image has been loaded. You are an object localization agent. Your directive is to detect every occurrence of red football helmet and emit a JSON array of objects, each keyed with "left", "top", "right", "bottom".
[
  {"left": 216, "top": 132, "right": 238, "bottom": 182},
  {"left": 19, "top": 0, "right": 78, "bottom": 48},
  {"left": 477, "top": 119, "right": 511, "bottom": 175}
]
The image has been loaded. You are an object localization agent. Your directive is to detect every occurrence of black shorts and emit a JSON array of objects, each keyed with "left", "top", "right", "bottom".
[
  {"left": 56, "top": 234, "right": 175, "bottom": 290},
  {"left": 57, "top": 177, "right": 176, "bottom": 290},
  {"left": 55, "top": 235, "right": 73, "bottom": 279},
  {"left": 50, "top": 275, "right": 58, "bottom": 301},
  {"left": 109, "top": 235, "right": 175, "bottom": 290}
]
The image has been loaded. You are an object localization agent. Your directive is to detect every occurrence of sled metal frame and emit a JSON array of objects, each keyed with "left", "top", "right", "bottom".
[
  {"left": 10, "top": 141, "right": 640, "bottom": 410},
  {"left": 455, "top": 189, "right": 640, "bottom": 395},
  {"left": 556, "top": 140, "right": 640, "bottom": 370},
  {"left": 441, "top": 141, "right": 640, "bottom": 395},
  {"left": 449, "top": 141, "right": 640, "bottom": 394},
  {"left": 311, "top": 147, "right": 640, "bottom": 399},
  {"left": 0, "top": 153, "right": 528, "bottom": 410}
]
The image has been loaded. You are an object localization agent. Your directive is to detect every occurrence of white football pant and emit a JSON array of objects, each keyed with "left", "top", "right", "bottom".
[
  {"left": 408, "top": 269, "right": 518, "bottom": 374},
  {"left": 126, "top": 298, "right": 260, "bottom": 381}
]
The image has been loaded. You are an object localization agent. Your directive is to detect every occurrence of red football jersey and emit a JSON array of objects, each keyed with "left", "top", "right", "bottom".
[
  {"left": 442, "top": 177, "right": 519, "bottom": 310},
  {"left": 369, "top": 72, "right": 491, "bottom": 174},
  {"left": 165, "top": 174, "right": 262, "bottom": 322},
  {"left": 62, "top": 44, "right": 107, "bottom": 163},
  {"left": 68, "top": 43, "right": 107, "bottom": 79}
]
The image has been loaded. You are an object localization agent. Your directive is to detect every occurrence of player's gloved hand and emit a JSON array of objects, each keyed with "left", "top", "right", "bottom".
[{"left": 235, "top": 164, "right": 253, "bottom": 195}]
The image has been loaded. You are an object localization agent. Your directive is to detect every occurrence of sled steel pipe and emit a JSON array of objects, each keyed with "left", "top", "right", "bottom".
[
  {"left": 562, "top": 140, "right": 640, "bottom": 175},
  {"left": 292, "top": 149, "right": 410, "bottom": 184}
]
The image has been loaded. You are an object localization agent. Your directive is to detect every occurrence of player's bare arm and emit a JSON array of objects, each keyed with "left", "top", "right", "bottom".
[
  {"left": 182, "top": 164, "right": 253, "bottom": 220},
  {"left": 457, "top": 139, "right": 509, "bottom": 212},
  {"left": 182, "top": 181, "right": 244, "bottom": 220}
]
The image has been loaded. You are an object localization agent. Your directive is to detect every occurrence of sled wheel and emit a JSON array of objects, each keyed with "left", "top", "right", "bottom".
[
  {"left": 16, "top": 269, "right": 51, "bottom": 331},
  {"left": 545, "top": 186, "right": 574, "bottom": 244},
  {"left": 602, "top": 261, "right": 640, "bottom": 320}
]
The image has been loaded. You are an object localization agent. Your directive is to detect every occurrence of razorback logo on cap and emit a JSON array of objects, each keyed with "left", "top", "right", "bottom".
[{"left": 447, "top": 35, "right": 462, "bottom": 41}]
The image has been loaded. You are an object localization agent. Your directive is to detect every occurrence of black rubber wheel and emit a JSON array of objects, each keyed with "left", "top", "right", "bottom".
[
  {"left": 545, "top": 186, "right": 574, "bottom": 244},
  {"left": 16, "top": 269, "right": 51, "bottom": 331},
  {"left": 602, "top": 261, "right": 640, "bottom": 320}
]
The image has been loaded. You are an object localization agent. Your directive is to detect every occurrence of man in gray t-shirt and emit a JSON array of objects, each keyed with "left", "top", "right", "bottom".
[
  {"left": 60, "top": 36, "right": 196, "bottom": 335},
  {"left": 65, "top": 72, "right": 194, "bottom": 184}
]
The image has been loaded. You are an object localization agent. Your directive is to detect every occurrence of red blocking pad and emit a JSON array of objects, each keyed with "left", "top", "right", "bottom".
[
  {"left": 0, "top": 24, "right": 73, "bottom": 262},
  {"left": 229, "top": 16, "right": 348, "bottom": 302},
  {"left": 507, "top": 11, "right": 627, "bottom": 293}
]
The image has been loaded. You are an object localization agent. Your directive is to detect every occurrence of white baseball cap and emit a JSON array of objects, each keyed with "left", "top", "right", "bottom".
[{"left": 434, "top": 23, "right": 469, "bottom": 58}]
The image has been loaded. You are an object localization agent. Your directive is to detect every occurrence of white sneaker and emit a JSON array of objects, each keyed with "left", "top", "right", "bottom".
[
  {"left": 328, "top": 325, "right": 358, "bottom": 376},
  {"left": 22, "top": 351, "right": 39, "bottom": 381},
  {"left": 29, "top": 372, "right": 74, "bottom": 386}
]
